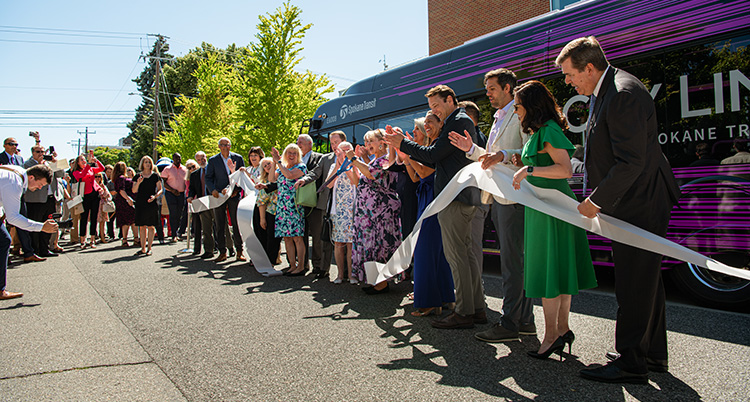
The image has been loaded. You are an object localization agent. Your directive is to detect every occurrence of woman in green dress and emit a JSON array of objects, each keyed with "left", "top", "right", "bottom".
[{"left": 510, "top": 80, "right": 597, "bottom": 360}]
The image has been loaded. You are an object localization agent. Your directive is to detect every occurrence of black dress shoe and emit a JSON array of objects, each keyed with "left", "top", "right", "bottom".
[
  {"left": 314, "top": 271, "right": 328, "bottom": 279},
  {"left": 362, "top": 283, "right": 390, "bottom": 295},
  {"left": 39, "top": 251, "right": 58, "bottom": 257},
  {"left": 606, "top": 352, "right": 669, "bottom": 373},
  {"left": 200, "top": 252, "right": 214, "bottom": 259},
  {"left": 580, "top": 363, "right": 648, "bottom": 384}
]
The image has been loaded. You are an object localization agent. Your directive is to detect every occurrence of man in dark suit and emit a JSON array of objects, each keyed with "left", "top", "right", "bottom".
[
  {"left": 385, "top": 85, "right": 485, "bottom": 329},
  {"left": 187, "top": 151, "right": 214, "bottom": 258},
  {"left": 557, "top": 36, "right": 680, "bottom": 384},
  {"left": 205, "top": 137, "right": 245, "bottom": 262},
  {"left": 294, "top": 134, "right": 334, "bottom": 279}
]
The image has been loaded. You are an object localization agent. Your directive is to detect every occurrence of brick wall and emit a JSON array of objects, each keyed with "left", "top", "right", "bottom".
[{"left": 428, "top": 0, "right": 550, "bottom": 55}]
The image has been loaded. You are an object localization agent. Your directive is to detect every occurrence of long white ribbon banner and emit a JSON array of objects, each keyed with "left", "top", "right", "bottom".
[
  {"left": 190, "top": 171, "right": 281, "bottom": 277},
  {"left": 364, "top": 163, "right": 750, "bottom": 285}
]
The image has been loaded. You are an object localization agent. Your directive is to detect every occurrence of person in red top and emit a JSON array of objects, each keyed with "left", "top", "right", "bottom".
[
  {"left": 160, "top": 152, "right": 188, "bottom": 242},
  {"left": 71, "top": 150, "right": 105, "bottom": 248}
]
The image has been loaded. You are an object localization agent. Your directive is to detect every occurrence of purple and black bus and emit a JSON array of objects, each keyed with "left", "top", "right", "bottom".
[{"left": 307, "top": 0, "right": 750, "bottom": 309}]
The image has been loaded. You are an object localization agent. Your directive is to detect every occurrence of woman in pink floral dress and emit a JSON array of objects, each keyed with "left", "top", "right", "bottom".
[{"left": 346, "top": 129, "right": 402, "bottom": 287}]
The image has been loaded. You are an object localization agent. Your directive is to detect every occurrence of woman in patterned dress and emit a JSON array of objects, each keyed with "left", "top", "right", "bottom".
[
  {"left": 255, "top": 157, "right": 282, "bottom": 264},
  {"left": 325, "top": 141, "right": 358, "bottom": 284},
  {"left": 345, "top": 129, "right": 402, "bottom": 291},
  {"left": 271, "top": 144, "right": 308, "bottom": 276}
]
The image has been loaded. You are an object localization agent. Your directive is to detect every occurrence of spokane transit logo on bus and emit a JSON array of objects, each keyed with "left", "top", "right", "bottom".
[{"left": 339, "top": 98, "right": 377, "bottom": 120}]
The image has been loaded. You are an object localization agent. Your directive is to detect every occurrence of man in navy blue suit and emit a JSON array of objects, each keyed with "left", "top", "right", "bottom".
[{"left": 205, "top": 137, "right": 245, "bottom": 263}]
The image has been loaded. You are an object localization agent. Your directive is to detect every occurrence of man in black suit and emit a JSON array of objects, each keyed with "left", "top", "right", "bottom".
[
  {"left": 294, "top": 134, "right": 334, "bottom": 278},
  {"left": 205, "top": 137, "right": 245, "bottom": 262},
  {"left": 187, "top": 151, "right": 214, "bottom": 258},
  {"left": 23, "top": 145, "right": 65, "bottom": 257},
  {"left": 385, "top": 85, "right": 485, "bottom": 329},
  {"left": 557, "top": 36, "right": 680, "bottom": 384}
]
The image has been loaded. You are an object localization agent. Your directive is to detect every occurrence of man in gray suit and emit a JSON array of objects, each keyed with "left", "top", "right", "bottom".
[
  {"left": 450, "top": 68, "right": 536, "bottom": 342},
  {"left": 294, "top": 134, "right": 335, "bottom": 279},
  {"left": 23, "top": 145, "right": 65, "bottom": 257}
]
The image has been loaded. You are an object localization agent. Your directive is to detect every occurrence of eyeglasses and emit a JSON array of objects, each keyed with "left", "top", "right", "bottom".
[
  {"left": 33, "top": 150, "right": 44, "bottom": 154},
  {"left": 5, "top": 143, "right": 18, "bottom": 146},
  {"left": 219, "top": 143, "right": 231, "bottom": 148}
]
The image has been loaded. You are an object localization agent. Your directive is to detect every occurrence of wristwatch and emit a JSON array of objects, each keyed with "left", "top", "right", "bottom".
[{"left": 527, "top": 166, "right": 534, "bottom": 176}]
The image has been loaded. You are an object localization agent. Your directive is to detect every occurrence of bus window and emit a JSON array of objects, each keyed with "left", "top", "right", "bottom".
[{"left": 374, "top": 110, "right": 428, "bottom": 134}]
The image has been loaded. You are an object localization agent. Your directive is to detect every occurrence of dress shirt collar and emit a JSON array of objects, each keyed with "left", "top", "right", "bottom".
[
  {"left": 593, "top": 66, "right": 611, "bottom": 97},
  {"left": 302, "top": 150, "right": 311, "bottom": 166}
]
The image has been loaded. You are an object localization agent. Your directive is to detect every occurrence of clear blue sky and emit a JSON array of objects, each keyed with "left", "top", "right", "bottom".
[{"left": 0, "top": 0, "right": 428, "bottom": 161}]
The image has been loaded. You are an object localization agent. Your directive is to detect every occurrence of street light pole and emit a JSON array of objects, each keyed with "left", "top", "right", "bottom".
[{"left": 152, "top": 35, "right": 162, "bottom": 162}]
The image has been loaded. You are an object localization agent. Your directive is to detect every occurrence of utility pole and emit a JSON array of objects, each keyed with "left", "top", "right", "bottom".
[
  {"left": 77, "top": 127, "right": 95, "bottom": 154},
  {"left": 152, "top": 35, "right": 163, "bottom": 162}
]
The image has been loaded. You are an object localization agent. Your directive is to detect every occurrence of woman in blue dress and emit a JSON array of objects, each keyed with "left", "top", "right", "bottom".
[
  {"left": 271, "top": 144, "right": 307, "bottom": 276},
  {"left": 399, "top": 113, "right": 455, "bottom": 316}
]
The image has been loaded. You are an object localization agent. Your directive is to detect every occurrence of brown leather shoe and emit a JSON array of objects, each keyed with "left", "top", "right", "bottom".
[
  {"left": 215, "top": 253, "right": 227, "bottom": 262},
  {"left": 0, "top": 290, "right": 23, "bottom": 300},
  {"left": 236, "top": 254, "right": 247, "bottom": 262},
  {"left": 472, "top": 308, "right": 488, "bottom": 324},
  {"left": 431, "top": 312, "right": 474, "bottom": 329},
  {"left": 24, "top": 254, "right": 47, "bottom": 263}
]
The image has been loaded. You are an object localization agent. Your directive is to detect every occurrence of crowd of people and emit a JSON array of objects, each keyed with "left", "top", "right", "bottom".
[{"left": 2, "top": 36, "right": 748, "bottom": 384}]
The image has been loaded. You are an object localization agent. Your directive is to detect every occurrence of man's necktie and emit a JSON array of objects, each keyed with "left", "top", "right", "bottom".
[
  {"left": 582, "top": 94, "right": 596, "bottom": 197},
  {"left": 200, "top": 168, "right": 206, "bottom": 197}
]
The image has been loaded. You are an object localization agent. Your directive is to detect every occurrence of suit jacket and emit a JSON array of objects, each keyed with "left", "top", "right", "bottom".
[
  {"left": 586, "top": 67, "right": 680, "bottom": 219},
  {"left": 299, "top": 151, "right": 334, "bottom": 211},
  {"left": 188, "top": 167, "right": 207, "bottom": 199},
  {"left": 400, "top": 107, "right": 480, "bottom": 206},
  {"left": 0, "top": 152, "right": 24, "bottom": 166},
  {"left": 205, "top": 152, "right": 245, "bottom": 196},
  {"left": 22, "top": 159, "right": 65, "bottom": 203},
  {"left": 467, "top": 108, "right": 528, "bottom": 204}
]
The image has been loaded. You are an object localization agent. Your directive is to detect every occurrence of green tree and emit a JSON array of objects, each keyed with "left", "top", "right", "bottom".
[
  {"left": 160, "top": 54, "right": 240, "bottom": 160},
  {"left": 234, "top": 1, "right": 333, "bottom": 155},
  {"left": 93, "top": 147, "right": 132, "bottom": 167}
]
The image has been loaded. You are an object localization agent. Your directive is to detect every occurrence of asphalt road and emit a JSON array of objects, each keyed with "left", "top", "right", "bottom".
[{"left": 1, "top": 239, "right": 749, "bottom": 401}]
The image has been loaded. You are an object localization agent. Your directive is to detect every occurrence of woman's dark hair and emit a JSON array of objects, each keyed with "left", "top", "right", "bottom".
[
  {"left": 513, "top": 80, "right": 568, "bottom": 134},
  {"left": 112, "top": 161, "right": 127, "bottom": 179},
  {"left": 248, "top": 146, "right": 265, "bottom": 159}
]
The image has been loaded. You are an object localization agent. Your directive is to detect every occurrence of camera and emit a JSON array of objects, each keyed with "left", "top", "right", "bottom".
[
  {"left": 48, "top": 146, "right": 55, "bottom": 153},
  {"left": 43, "top": 154, "right": 54, "bottom": 161},
  {"left": 50, "top": 213, "right": 73, "bottom": 229},
  {"left": 29, "top": 131, "right": 39, "bottom": 137}
]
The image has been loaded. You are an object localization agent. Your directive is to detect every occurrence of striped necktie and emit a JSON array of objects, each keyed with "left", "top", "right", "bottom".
[{"left": 582, "top": 94, "right": 596, "bottom": 197}]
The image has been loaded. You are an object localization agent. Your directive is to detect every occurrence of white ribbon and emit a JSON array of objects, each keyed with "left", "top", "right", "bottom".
[
  {"left": 190, "top": 171, "right": 280, "bottom": 277},
  {"left": 365, "top": 163, "right": 750, "bottom": 285}
]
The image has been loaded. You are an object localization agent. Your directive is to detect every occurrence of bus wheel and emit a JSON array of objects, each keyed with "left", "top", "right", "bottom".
[{"left": 668, "top": 251, "right": 750, "bottom": 312}]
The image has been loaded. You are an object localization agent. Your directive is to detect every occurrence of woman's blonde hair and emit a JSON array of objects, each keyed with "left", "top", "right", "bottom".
[
  {"left": 259, "top": 157, "right": 274, "bottom": 182},
  {"left": 281, "top": 143, "right": 302, "bottom": 167},
  {"left": 138, "top": 155, "right": 159, "bottom": 176}
]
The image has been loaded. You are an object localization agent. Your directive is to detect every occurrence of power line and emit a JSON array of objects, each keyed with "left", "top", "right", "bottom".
[
  {"left": 0, "top": 25, "right": 145, "bottom": 36},
  {"left": 0, "top": 28, "right": 143, "bottom": 40},
  {"left": 0, "top": 38, "right": 141, "bottom": 47}
]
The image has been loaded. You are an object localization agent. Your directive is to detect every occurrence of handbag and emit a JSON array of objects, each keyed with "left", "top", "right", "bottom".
[
  {"left": 295, "top": 182, "right": 318, "bottom": 208},
  {"left": 102, "top": 198, "right": 116, "bottom": 213}
]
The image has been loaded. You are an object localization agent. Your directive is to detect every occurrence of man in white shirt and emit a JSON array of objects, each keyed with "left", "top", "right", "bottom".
[
  {"left": 449, "top": 68, "right": 536, "bottom": 342},
  {"left": 0, "top": 164, "right": 59, "bottom": 300}
]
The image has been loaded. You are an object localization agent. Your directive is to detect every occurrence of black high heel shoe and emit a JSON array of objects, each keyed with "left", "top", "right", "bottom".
[
  {"left": 560, "top": 330, "right": 575, "bottom": 354},
  {"left": 527, "top": 337, "right": 566, "bottom": 361}
]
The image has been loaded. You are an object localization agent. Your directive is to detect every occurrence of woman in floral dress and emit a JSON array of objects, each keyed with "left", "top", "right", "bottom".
[
  {"left": 326, "top": 141, "right": 358, "bottom": 284},
  {"left": 271, "top": 144, "right": 307, "bottom": 275},
  {"left": 346, "top": 129, "right": 402, "bottom": 290}
]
